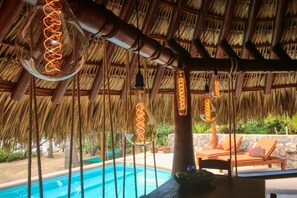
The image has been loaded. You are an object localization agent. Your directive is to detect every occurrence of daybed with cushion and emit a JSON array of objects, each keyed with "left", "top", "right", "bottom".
[
  {"left": 195, "top": 134, "right": 243, "bottom": 160},
  {"left": 218, "top": 138, "right": 286, "bottom": 171}
]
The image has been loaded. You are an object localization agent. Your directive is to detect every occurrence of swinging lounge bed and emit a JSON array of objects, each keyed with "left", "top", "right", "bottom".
[{"left": 218, "top": 138, "right": 286, "bottom": 171}]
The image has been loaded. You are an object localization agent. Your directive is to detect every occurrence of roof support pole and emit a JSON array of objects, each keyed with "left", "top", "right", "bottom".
[
  {"left": 168, "top": 39, "right": 195, "bottom": 172},
  {"left": 172, "top": 63, "right": 195, "bottom": 172}
]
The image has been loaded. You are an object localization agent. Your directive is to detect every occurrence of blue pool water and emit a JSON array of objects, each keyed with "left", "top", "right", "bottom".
[{"left": 0, "top": 164, "right": 171, "bottom": 198}]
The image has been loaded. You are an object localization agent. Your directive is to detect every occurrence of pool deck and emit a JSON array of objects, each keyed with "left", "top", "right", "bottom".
[{"left": 0, "top": 151, "right": 296, "bottom": 195}]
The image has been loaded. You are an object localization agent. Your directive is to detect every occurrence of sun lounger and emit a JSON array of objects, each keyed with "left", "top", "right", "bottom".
[
  {"left": 218, "top": 138, "right": 286, "bottom": 171},
  {"left": 195, "top": 134, "right": 243, "bottom": 160}
]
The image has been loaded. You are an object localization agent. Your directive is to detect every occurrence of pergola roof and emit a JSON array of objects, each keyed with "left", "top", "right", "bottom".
[{"left": 0, "top": 0, "right": 296, "bottom": 143}]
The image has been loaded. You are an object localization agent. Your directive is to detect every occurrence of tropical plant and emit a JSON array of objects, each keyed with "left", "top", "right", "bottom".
[
  {"left": 192, "top": 121, "right": 211, "bottom": 134},
  {"left": 157, "top": 123, "right": 174, "bottom": 146},
  {"left": 290, "top": 114, "right": 297, "bottom": 133}
]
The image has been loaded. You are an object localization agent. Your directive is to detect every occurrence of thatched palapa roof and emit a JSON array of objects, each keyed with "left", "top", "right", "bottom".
[{"left": 0, "top": 0, "right": 296, "bottom": 144}]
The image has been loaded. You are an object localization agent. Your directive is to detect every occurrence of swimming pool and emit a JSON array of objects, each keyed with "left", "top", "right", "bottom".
[{"left": 0, "top": 164, "right": 171, "bottom": 197}]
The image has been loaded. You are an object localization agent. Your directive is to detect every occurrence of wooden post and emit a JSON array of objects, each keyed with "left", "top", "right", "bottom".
[
  {"left": 211, "top": 121, "right": 217, "bottom": 149},
  {"left": 172, "top": 67, "right": 195, "bottom": 173}
]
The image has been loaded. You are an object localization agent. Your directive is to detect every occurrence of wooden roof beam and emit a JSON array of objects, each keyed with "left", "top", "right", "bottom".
[
  {"left": 0, "top": 0, "right": 24, "bottom": 42},
  {"left": 0, "top": 0, "right": 26, "bottom": 101},
  {"left": 219, "top": 39, "right": 243, "bottom": 98},
  {"left": 120, "top": 0, "right": 160, "bottom": 100},
  {"left": 189, "top": 58, "right": 297, "bottom": 73},
  {"left": 88, "top": 0, "right": 134, "bottom": 102},
  {"left": 10, "top": 70, "right": 30, "bottom": 101},
  {"left": 190, "top": 0, "right": 213, "bottom": 56},
  {"left": 120, "top": 0, "right": 162, "bottom": 100},
  {"left": 52, "top": 32, "right": 92, "bottom": 104},
  {"left": 145, "top": 0, "right": 184, "bottom": 100},
  {"left": 241, "top": 0, "right": 262, "bottom": 59},
  {"left": 2, "top": 81, "right": 297, "bottom": 96},
  {"left": 216, "top": 0, "right": 237, "bottom": 58},
  {"left": 265, "top": 0, "right": 288, "bottom": 95}
]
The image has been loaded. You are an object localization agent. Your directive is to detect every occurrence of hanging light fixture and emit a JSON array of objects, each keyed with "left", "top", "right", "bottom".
[
  {"left": 210, "top": 68, "right": 223, "bottom": 98},
  {"left": 176, "top": 59, "right": 187, "bottom": 116},
  {"left": 200, "top": 81, "right": 217, "bottom": 122},
  {"left": 17, "top": 0, "right": 87, "bottom": 81},
  {"left": 125, "top": 0, "right": 156, "bottom": 146},
  {"left": 175, "top": 2, "right": 187, "bottom": 116}
]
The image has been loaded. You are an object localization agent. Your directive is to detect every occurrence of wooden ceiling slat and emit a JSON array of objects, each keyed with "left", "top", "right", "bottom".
[
  {"left": 216, "top": 0, "right": 237, "bottom": 58},
  {"left": 241, "top": 0, "right": 262, "bottom": 59},
  {"left": 265, "top": 0, "right": 288, "bottom": 95},
  {"left": 190, "top": 0, "right": 213, "bottom": 56},
  {"left": 88, "top": 0, "right": 134, "bottom": 101}
]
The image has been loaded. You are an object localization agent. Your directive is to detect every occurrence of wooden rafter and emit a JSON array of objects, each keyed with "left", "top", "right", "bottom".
[
  {"left": 237, "top": 0, "right": 262, "bottom": 98},
  {"left": 194, "top": 38, "right": 211, "bottom": 58},
  {"left": 245, "top": 41, "right": 265, "bottom": 59},
  {"left": 219, "top": 39, "right": 244, "bottom": 99},
  {"left": 88, "top": 0, "right": 134, "bottom": 101},
  {"left": 241, "top": 0, "right": 262, "bottom": 59},
  {"left": 1, "top": 0, "right": 26, "bottom": 101},
  {"left": 10, "top": 70, "right": 30, "bottom": 101},
  {"left": 121, "top": 0, "right": 175, "bottom": 100},
  {"left": 265, "top": 0, "right": 288, "bottom": 95},
  {"left": 0, "top": 0, "right": 24, "bottom": 42},
  {"left": 272, "top": 44, "right": 292, "bottom": 60},
  {"left": 2, "top": 80, "right": 296, "bottom": 97},
  {"left": 216, "top": 0, "right": 237, "bottom": 58},
  {"left": 190, "top": 0, "right": 213, "bottom": 56},
  {"left": 51, "top": 33, "right": 93, "bottom": 103}
]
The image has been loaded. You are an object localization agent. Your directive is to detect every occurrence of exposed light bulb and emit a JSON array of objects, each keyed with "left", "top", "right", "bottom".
[
  {"left": 211, "top": 77, "right": 223, "bottom": 98},
  {"left": 200, "top": 84, "right": 217, "bottom": 122},
  {"left": 176, "top": 69, "right": 187, "bottom": 116},
  {"left": 126, "top": 90, "right": 157, "bottom": 146},
  {"left": 211, "top": 69, "right": 223, "bottom": 98},
  {"left": 17, "top": 0, "right": 87, "bottom": 81}
]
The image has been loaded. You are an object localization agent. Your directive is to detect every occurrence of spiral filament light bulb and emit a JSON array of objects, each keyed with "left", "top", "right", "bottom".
[
  {"left": 126, "top": 91, "right": 157, "bottom": 146},
  {"left": 135, "top": 101, "right": 146, "bottom": 143},
  {"left": 17, "top": 0, "right": 87, "bottom": 81},
  {"left": 43, "top": 0, "right": 63, "bottom": 73},
  {"left": 200, "top": 84, "right": 217, "bottom": 122},
  {"left": 211, "top": 69, "right": 222, "bottom": 98},
  {"left": 176, "top": 69, "right": 187, "bottom": 116}
]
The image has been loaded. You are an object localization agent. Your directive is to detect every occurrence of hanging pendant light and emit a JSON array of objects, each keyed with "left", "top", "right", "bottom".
[
  {"left": 125, "top": 0, "right": 156, "bottom": 146},
  {"left": 210, "top": 68, "right": 223, "bottom": 98},
  {"left": 126, "top": 70, "right": 157, "bottom": 146},
  {"left": 176, "top": 59, "right": 187, "bottom": 116},
  {"left": 17, "top": 0, "right": 88, "bottom": 81},
  {"left": 200, "top": 82, "right": 217, "bottom": 122}
]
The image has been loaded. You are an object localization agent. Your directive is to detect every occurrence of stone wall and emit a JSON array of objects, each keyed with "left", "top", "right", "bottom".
[{"left": 168, "top": 134, "right": 297, "bottom": 169}]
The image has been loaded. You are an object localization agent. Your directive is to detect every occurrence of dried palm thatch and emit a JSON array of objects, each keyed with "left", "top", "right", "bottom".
[{"left": 0, "top": 0, "right": 296, "bottom": 145}]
